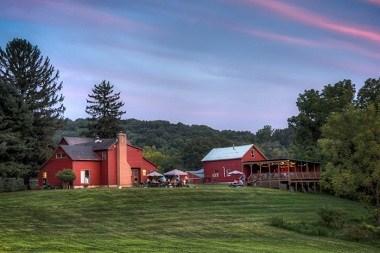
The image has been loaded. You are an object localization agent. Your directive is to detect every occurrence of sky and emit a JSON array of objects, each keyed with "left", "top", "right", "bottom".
[{"left": 0, "top": 0, "right": 379, "bottom": 132}]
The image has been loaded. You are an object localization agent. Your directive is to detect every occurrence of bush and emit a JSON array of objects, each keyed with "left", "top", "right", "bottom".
[
  {"left": 342, "top": 224, "right": 375, "bottom": 241},
  {"left": 269, "top": 217, "right": 329, "bottom": 237},
  {"left": 270, "top": 217, "right": 286, "bottom": 228},
  {"left": 318, "top": 207, "right": 345, "bottom": 228},
  {"left": 56, "top": 169, "right": 76, "bottom": 189},
  {"left": 0, "top": 178, "right": 25, "bottom": 192},
  {"left": 0, "top": 178, "right": 3, "bottom": 192}
]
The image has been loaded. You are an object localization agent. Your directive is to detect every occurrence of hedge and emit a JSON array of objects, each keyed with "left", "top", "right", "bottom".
[{"left": 0, "top": 178, "right": 26, "bottom": 192}]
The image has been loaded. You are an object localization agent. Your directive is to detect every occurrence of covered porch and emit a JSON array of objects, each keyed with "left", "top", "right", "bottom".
[{"left": 242, "top": 159, "right": 321, "bottom": 192}]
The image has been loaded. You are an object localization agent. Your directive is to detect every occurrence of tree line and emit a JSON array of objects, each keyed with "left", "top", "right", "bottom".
[{"left": 0, "top": 38, "right": 379, "bottom": 217}]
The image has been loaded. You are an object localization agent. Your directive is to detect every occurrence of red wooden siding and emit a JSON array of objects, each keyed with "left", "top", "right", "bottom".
[{"left": 203, "top": 146, "right": 265, "bottom": 183}]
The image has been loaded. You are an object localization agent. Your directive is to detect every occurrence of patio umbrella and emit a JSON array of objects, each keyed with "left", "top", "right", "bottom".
[
  {"left": 147, "top": 171, "right": 163, "bottom": 177},
  {"left": 228, "top": 170, "right": 244, "bottom": 176},
  {"left": 164, "top": 169, "right": 188, "bottom": 176}
]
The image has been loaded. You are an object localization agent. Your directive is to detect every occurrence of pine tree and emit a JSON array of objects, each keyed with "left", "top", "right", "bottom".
[
  {"left": 0, "top": 38, "right": 65, "bottom": 177},
  {"left": 85, "top": 80, "right": 125, "bottom": 138}
]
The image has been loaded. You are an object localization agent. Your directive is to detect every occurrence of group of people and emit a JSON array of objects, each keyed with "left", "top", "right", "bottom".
[
  {"left": 229, "top": 176, "right": 245, "bottom": 187},
  {"left": 145, "top": 176, "right": 188, "bottom": 187}
]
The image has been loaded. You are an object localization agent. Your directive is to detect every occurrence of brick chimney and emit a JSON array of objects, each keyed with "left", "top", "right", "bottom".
[{"left": 116, "top": 132, "right": 132, "bottom": 187}]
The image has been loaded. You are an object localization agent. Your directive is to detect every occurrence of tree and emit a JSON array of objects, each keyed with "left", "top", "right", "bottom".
[
  {"left": 56, "top": 169, "right": 76, "bottom": 189},
  {"left": 357, "top": 78, "right": 380, "bottom": 109},
  {"left": 256, "top": 125, "right": 273, "bottom": 144},
  {"left": 0, "top": 80, "right": 33, "bottom": 177},
  {"left": 288, "top": 80, "right": 355, "bottom": 160},
  {"left": 85, "top": 80, "right": 125, "bottom": 138},
  {"left": 319, "top": 104, "right": 380, "bottom": 224},
  {"left": 0, "top": 38, "right": 65, "bottom": 177}
]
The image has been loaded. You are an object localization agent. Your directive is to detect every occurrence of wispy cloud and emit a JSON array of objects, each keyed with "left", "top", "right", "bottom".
[
  {"left": 1, "top": 0, "right": 153, "bottom": 33},
  {"left": 237, "top": 0, "right": 380, "bottom": 44},
  {"left": 229, "top": 25, "right": 380, "bottom": 61},
  {"left": 233, "top": 27, "right": 322, "bottom": 47},
  {"left": 367, "top": 0, "right": 380, "bottom": 6}
]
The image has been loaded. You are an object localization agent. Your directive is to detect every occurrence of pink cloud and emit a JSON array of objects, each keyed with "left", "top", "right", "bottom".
[
  {"left": 367, "top": 0, "right": 380, "bottom": 6},
  {"left": 231, "top": 25, "right": 380, "bottom": 60},
  {"left": 239, "top": 0, "right": 380, "bottom": 44},
  {"left": 234, "top": 27, "right": 322, "bottom": 47}
]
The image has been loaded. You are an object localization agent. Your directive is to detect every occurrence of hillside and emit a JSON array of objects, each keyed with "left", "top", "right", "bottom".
[
  {"left": 55, "top": 118, "right": 294, "bottom": 170},
  {"left": 0, "top": 186, "right": 379, "bottom": 253}
]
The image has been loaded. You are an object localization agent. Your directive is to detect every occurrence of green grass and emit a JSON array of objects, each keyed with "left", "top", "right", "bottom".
[{"left": 0, "top": 186, "right": 379, "bottom": 253}]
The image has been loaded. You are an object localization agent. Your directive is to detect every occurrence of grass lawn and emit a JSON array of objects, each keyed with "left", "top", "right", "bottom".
[{"left": 0, "top": 186, "right": 379, "bottom": 253}]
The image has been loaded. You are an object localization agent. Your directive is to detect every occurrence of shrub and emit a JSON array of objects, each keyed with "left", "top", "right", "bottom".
[
  {"left": 56, "top": 169, "right": 76, "bottom": 189},
  {"left": 270, "top": 217, "right": 286, "bottom": 228},
  {"left": 342, "top": 224, "right": 374, "bottom": 241},
  {"left": 318, "top": 207, "right": 345, "bottom": 228},
  {"left": 0, "top": 178, "right": 25, "bottom": 192}
]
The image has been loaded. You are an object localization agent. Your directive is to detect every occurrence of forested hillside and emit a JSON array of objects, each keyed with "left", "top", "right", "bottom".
[{"left": 55, "top": 118, "right": 294, "bottom": 171}]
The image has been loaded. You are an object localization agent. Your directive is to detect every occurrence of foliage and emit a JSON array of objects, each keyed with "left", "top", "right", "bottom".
[
  {"left": 270, "top": 206, "right": 380, "bottom": 243},
  {"left": 0, "top": 186, "right": 379, "bottom": 252},
  {"left": 319, "top": 104, "right": 380, "bottom": 224},
  {"left": 357, "top": 78, "right": 380, "bottom": 109},
  {"left": 85, "top": 80, "right": 125, "bottom": 138},
  {"left": 288, "top": 80, "right": 355, "bottom": 160},
  {"left": 0, "top": 38, "right": 64, "bottom": 177},
  {"left": 317, "top": 207, "right": 345, "bottom": 228},
  {"left": 0, "top": 178, "right": 25, "bottom": 192},
  {"left": 56, "top": 169, "right": 76, "bottom": 189}
]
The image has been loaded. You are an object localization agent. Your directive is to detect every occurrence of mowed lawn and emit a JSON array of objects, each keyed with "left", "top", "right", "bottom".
[{"left": 0, "top": 186, "right": 379, "bottom": 253}]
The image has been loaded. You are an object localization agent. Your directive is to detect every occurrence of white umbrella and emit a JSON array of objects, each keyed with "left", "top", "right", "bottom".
[
  {"left": 228, "top": 170, "right": 244, "bottom": 176},
  {"left": 164, "top": 169, "right": 188, "bottom": 176},
  {"left": 147, "top": 171, "right": 163, "bottom": 177}
]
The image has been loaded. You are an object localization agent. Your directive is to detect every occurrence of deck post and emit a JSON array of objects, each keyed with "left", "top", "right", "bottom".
[
  {"left": 269, "top": 164, "right": 272, "bottom": 188},
  {"left": 259, "top": 163, "right": 262, "bottom": 181}
]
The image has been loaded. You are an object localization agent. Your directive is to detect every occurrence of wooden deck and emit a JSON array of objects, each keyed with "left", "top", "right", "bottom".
[{"left": 242, "top": 159, "right": 321, "bottom": 192}]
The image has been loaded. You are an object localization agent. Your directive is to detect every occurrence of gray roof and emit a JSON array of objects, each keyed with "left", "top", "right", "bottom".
[
  {"left": 59, "top": 136, "right": 116, "bottom": 160},
  {"left": 92, "top": 139, "right": 116, "bottom": 151},
  {"left": 186, "top": 169, "right": 204, "bottom": 178},
  {"left": 201, "top": 144, "right": 253, "bottom": 162},
  {"left": 60, "top": 145, "right": 101, "bottom": 161}
]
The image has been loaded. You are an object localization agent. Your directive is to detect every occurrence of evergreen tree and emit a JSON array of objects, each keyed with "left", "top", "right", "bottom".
[
  {"left": 0, "top": 38, "right": 65, "bottom": 177},
  {"left": 85, "top": 80, "right": 125, "bottom": 138}
]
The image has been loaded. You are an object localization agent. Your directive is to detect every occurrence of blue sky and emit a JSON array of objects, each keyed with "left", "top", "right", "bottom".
[{"left": 1, "top": 0, "right": 379, "bottom": 131}]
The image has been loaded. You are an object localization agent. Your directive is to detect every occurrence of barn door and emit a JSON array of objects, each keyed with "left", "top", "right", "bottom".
[{"left": 132, "top": 168, "right": 140, "bottom": 185}]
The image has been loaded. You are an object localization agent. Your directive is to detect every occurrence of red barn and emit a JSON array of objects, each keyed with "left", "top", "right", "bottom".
[
  {"left": 38, "top": 133, "right": 157, "bottom": 188},
  {"left": 202, "top": 144, "right": 267, "bottom": 183}
]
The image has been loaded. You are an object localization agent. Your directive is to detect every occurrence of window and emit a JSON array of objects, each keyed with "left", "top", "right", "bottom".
[
  {"left": 251, "top": 149, "right": 255, "bottom": 158},
  {"left": 55, "top": 153, "right": 66, "bottom": 159},
  {"left": 80, "top": 170, "right": 90, "bottom": 185},
  {"left": 212, "top": 169, "right": 219, "bottom": 178},
  {"left": 42, "top": 171, "right": 47, "bottom": 185}
]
